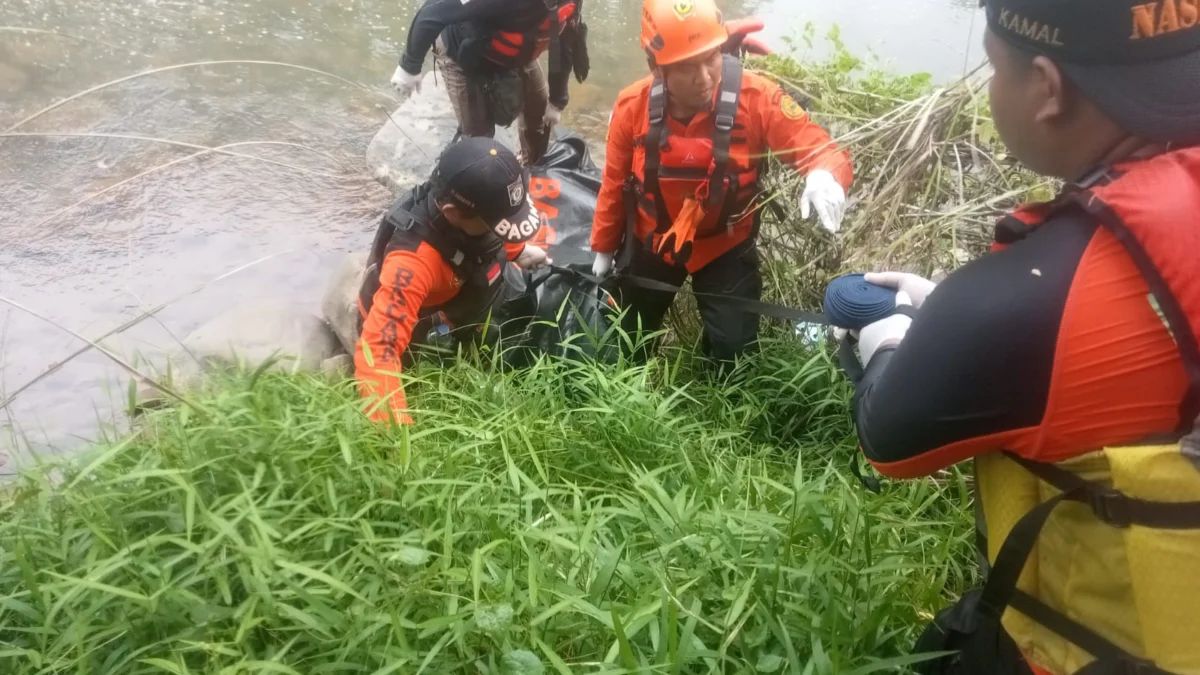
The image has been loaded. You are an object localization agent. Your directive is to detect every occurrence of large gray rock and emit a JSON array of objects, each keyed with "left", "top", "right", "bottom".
[
  {"left": 322, "top": 251, "right": 368, "bottom": 356},
  {"left": 179, "top": 302, "right": 343, "bottom": 374},
  {"left": 366, "top": 71, "right": 520, "bottom": 192},
  {"left": 135, "top": 302, "right": 346, "bottom": 409}
]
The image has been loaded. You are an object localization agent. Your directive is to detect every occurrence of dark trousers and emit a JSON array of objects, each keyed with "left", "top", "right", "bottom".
[
  {"left": 619, "top": 236, "right": 763, "bottom": 365},
  {"left": 436, "top": 46, "right": 549, "bottom": 165}
]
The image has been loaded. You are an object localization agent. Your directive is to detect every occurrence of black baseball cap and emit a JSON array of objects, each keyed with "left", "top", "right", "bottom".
[
  {"left": 431, "top": 136, "right": 541, "bottom": 244},
  {"left": 981, "top": 0, "right": 1200, "bottom": 144}
]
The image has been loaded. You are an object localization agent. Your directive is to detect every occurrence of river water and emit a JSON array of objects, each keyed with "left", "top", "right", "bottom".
[{"left": 0, "top": 0, "right": 984, "bottom": 470}]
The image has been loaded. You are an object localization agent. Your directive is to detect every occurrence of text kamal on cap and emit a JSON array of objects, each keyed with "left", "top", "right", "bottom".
[
  {"left": 434, "top": 137, "right": 543, "bottom": 244},
  {"left": 981, "top": 0, "right": 1200, "bottom": 144}
]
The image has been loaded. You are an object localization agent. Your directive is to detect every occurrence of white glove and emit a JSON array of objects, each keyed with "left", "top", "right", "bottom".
[
  {"left": 516, "top": 244, "right": 551, "bottom": 270},
  {"left": 800, "top": 169, "right": 847, "bottom": 234},
  {"left": 856, "top": 291, "right": 914, "bottom": 367},
  {"left": 391, "top": 65, "right": 422, "bottom": 102},
  {"left": 543, "top": 104, "right": 562, "bottom": 128},
  {"left": 863, "top": 271, "right": 937, "bottom": 309},
  {"left": 592, "top": 252, "right": 614, "bottom": 278}
]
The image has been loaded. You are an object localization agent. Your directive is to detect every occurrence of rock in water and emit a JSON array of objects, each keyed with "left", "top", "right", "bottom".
[
  {"left": 367, "top": 71, "right": 520, "bottom": 192},
  {"left": 321, "top": 354, "right": 354, "bottom": 379},
  {"left": 181, "top": 302, "right": 343, "bottom": 374},
  {"left": 133, "top": 303, "right": 349, "bottom": 411},
  {"left": 136, "top": 302, "right": 345, "bottom": 408},
  {"left": 322, "top": 251, "right": 368, "bottom": 356}
]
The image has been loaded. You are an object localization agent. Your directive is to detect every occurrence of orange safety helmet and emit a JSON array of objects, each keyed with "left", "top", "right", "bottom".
[{"left": 640, "top": 0, "right": 727, "bottom": 67}]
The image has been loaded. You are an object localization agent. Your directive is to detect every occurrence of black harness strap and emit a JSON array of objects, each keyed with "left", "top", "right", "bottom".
[
  {"left": 358, "top": 191, "right": 426, "bottom": 335},
  {"left": 549, "top": 264, "right": 827, "bottom": 325},
  {"left": 1071, "top": 189, "right": 1200, "bottom": 438},
  {"left": 706, "top": 55, "right": 743, "bottom": 234},
  {"left": 641, "top": 56, "right": 745, "bottom": 243},
  {"left": 1008, "top": 591, "right": 1177, "bottom": 675},
  {"left": 1010, "top": 454, "right": 1200, "bottom": 529},
  {"left": 616, "top": 177, "right": 640, "bottom": 274},
  {"left": 547, "top": 0, "right": 563, "bottom": 78},
  {"left": 643, "top": 77, "right": 671, "bottom": 235}
]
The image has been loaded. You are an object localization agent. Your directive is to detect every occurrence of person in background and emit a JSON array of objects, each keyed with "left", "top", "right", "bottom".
[
  {"left": 356, "top": 137, "right": 551, "bottom": 424},
  {"left": 589, "top": 0, "right": 853, "bottom": 367},
  {"left": 390, "top": 0, "right": 588, "bottom": 166},
  {"left": 842, "top": 1, "right": 1200, "bottom": 673}
]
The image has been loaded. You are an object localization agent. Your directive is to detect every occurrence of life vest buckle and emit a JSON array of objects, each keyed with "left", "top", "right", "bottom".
[
  {"left": 648, "top": 85, "right": 666, "bottom": 125},
  {"left": 1115, "top": 655, "right": 1162, "bottom": 675},
  {"left": 1088, "top": 487, "right": 1132, "bottom": 529}
]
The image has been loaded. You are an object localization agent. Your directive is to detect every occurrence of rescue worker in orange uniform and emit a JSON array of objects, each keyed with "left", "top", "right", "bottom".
[
  {"left": 839, "top": 1, "right": 1200, "bottom": 673},
  {"left": 588, "top": 0, "right": 854, "bottom": 365},
  {"left": 356, "top": 137, "right": 551, "bottom": 424}
]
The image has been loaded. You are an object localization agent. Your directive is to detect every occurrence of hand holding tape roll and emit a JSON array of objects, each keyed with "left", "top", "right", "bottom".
[
  {"left": 825, "top": 272, "right": 934, "bottom": 370},
  {"left": 823, "top": 273, "right": 901, "bottom": 331}
]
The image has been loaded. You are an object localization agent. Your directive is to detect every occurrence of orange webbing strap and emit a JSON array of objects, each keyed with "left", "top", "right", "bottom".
[{"left": 651, "top": 195, "right": 701, "bottom": 267}]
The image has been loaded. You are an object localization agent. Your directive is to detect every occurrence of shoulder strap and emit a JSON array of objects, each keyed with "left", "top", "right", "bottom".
[
  {"left": 423, "top": 220, "right": 468, "bottom": 272},
  {"left": 1084, "top": 215, "right": 1200, "bottom": 436},
  {"left": 705, "top": 55, "right": 743, "bottom": 211},
  {"left": 373, "top": 186, "right": 425, "bottom": 262},
  {"left": 358, "top": 185, "right": 427, "bottom": 332},
  {"left": 548, "top": 0, "right": 563, "bottom": 76},
  {"left": 643, "top": 76, "right": 672, "bottom": 234}
]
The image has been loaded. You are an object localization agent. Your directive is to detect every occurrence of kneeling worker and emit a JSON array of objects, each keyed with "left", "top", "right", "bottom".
[
  {"left": 356, "top": 137, "right": 551, "bottom": 424},
  {"left": 589, "top": 0, "right": 853, "bottom": 364},
  {"left": 844, "top": 1, "right": 1200, "bottom": 673}
]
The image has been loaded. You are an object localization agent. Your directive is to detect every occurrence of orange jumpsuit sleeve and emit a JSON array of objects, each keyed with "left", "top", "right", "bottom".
[
  {"left": 756, "top": 81, "right": 854, "bottom": 191},
  {"left": 354, "top": 245, "right": 453, "bottom": 424},
  {"left": 590, "top": 90, "right": 641, "bottom": 254},
  {"left": 503, "top": 242, "right": 526, "bottom": 261}
]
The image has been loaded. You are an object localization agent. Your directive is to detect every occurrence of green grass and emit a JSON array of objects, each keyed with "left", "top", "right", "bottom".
[
  {"left": 0, "top": 339, "right": 976, "bottom": 674},
  {"left": 0, "top": 31, "right": 1040, "bottom": 674}
]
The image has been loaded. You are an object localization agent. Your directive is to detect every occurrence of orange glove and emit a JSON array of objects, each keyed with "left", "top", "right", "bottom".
[{"left": 653, "top": 194, "right": 706, "bottom": 267}]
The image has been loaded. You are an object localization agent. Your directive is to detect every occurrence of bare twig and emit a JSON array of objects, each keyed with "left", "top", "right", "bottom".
[
  {"left": 12, "top": 141, "right": 354, "bottom": 244},
  {"left": 4, "top": 60, "right": 386, "bottom": 132},
  {"left": 0, "top": 132, "right": 351, "bottom": 177},
  {"left": 0, "top": 25, "right": 127, "bottom": 51},
  {"left": 0, "top": 293, "right": 205, "bottom": 413},
  {"left": 0, "top": 249, "right": 294, "bottom": 412}
]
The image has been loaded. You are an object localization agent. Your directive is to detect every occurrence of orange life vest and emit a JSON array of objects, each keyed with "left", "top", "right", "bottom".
[{"left": 974, "top": 146, "right": 1200, "bottom": 675}]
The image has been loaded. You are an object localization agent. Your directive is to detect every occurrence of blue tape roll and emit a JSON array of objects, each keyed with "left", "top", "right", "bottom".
[{"left": 823, "top": 274, "right": 897, "bottom": 330}]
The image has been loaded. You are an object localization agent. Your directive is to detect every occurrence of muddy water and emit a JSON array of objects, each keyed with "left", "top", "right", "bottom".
[{"left": 0, "top": 0, "right": 983, "bottom": 469}]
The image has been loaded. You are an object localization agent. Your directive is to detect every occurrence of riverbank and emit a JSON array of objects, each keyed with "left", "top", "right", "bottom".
[
  {"left": 0, "top": 45, "right": 1041, "bottom": 673},
  {"left": 0, "top": 339, "right": 979, "bottom": 673}
]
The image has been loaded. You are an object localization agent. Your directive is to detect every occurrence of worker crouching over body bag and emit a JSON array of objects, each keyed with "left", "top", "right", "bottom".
[
  {"left": 390, "top": 0, "right": 590, "bottom": 166},
  {"left": 831, "top": 1, "right": 1200, "bottom": 673},
  {"left": 353, "top": 132, "right": 622, "bottom": 424}
]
